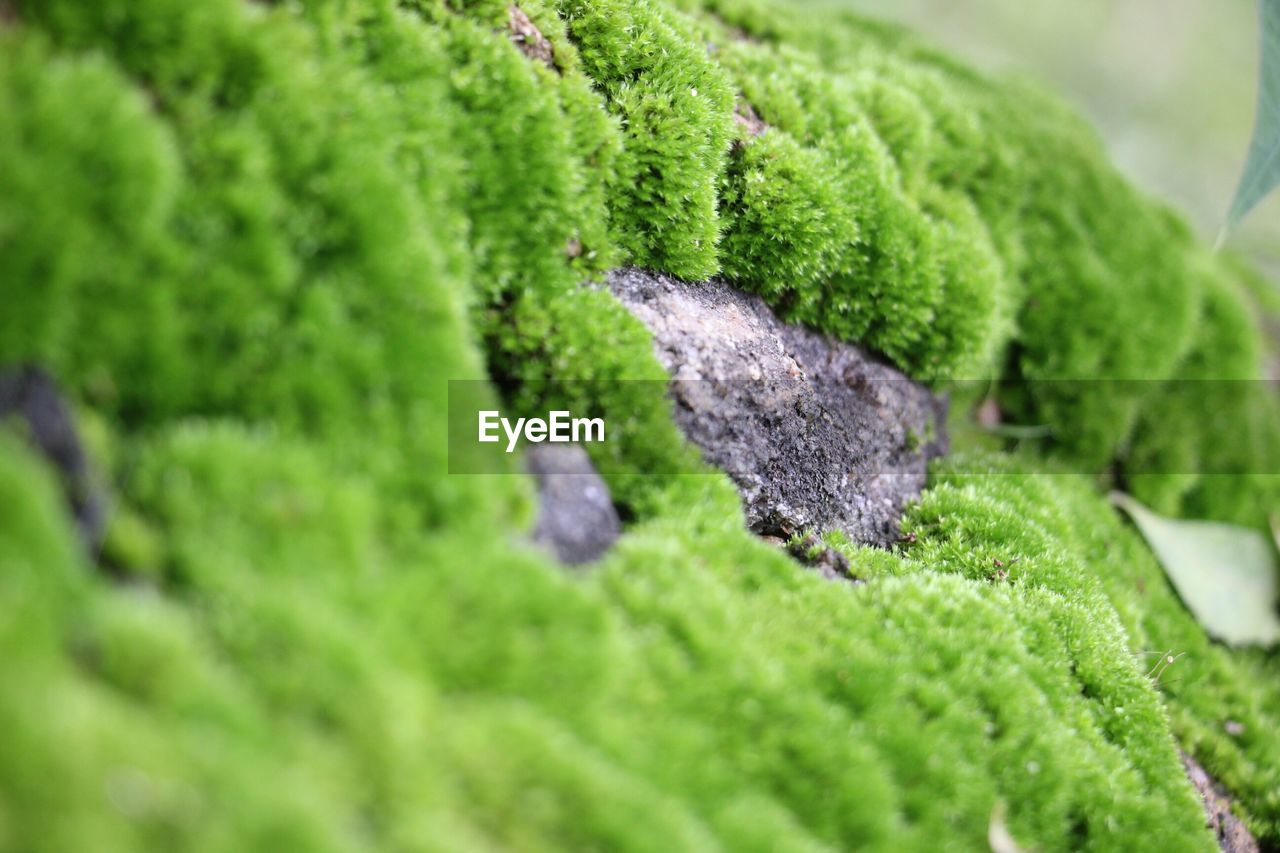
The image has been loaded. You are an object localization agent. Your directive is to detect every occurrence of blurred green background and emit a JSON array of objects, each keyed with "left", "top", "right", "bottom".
[{"left": 826, "top": 0, "right": 1279, "bottom": 273}]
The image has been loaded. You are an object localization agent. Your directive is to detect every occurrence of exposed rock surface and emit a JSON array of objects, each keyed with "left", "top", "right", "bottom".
[
  {"left": 0, "top": 365, "right": 107, "bottom": 552},
  {"left": 1182, "top": 752, "right": 1260, "bottom": 853},
  {"left": 608, "top": 268, "right": 946, "bottom": 547},
  {"left": 527, "top": 444, "right": 620, "bottom": 565},
  {"left": 507, "top": 5, "right": 555, "bottom": 70}
]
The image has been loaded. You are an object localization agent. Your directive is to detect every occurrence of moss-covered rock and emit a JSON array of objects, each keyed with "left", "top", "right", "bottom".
[{"left": 2, "top": 0, "right": 1279, "bottom": 849}]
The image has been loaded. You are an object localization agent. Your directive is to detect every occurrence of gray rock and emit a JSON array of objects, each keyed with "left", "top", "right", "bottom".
[
  {"left": 0, "top": 365, "right": 108, "bottom": 553},
  {"left": 1182, "top": 752, "right": 1259, "bottom": 853},
  {"left": 527, "top": 444, "right": 620, "bottom": 565},
  {"left": 608, "top": 268, "right": 946, "bottom": 547}
]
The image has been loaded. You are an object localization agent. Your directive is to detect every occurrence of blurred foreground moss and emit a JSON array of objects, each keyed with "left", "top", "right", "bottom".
[{"left": 2, "top": 0, "right": 1280, "bottom": 848}]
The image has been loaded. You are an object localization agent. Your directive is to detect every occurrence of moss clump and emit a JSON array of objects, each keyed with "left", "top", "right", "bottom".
[
  {"left": 897, "top": 453, "right": 1280, "bottom": 841},
  {"left": 3, "top": 0, "right": 1280, "bottom": 849},
  {"left": 0, "top": 432, "right": 1228, "bottom": 850},
  {"left": 700, "top": 2, "right": 1278, "bottom": 500},
  {"left": 0, "top": 35, "right": 181, "bottom": 403},
  {"left": 558, "top": 0, "right": 736, "bottom": 278},
  {"left": 711, "top": 34, "right": 1017, "bottom": 381},
  {"left": 1125, "top": 252, "right": 1280, "bottom": 527}
]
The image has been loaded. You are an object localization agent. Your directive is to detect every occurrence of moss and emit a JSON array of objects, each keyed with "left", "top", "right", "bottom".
[
  {"left": 898, "top": 453, "right": 1280, "bottom": 842},
  {"left": 1125, "top": 253, "right": 1280, "bottom": 524},
  {"left": 0, "top": 34, "right": 181, "bottom": 395},
  {"left": 699, "top": 2, "right": 1275, "bottom": 496},
  {"left": 1, "top": 430, "right": 1230, "bottom": 850},
  {"left": 713, "top": 39, "right": 959, "bottom": 378},
  {"left": 557, "top": 0, "right": 736, "bottom": 278},
  {"left": 12, "top": 0, "right": 518, "bottom": 529},
  {"left": 717, "top": 128, "right": 857, "bottom": 302},
  {"left": 3, "top": 0, "right": 1280, "bottom": 849}
]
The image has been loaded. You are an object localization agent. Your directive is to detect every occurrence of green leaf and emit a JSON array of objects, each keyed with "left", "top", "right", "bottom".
[
  {"left": 1111, "top": 493, "right": 1280, "bottom": 647},
  {"left": 1225, "top": 0, "right": 1280, "bottom": 234}
]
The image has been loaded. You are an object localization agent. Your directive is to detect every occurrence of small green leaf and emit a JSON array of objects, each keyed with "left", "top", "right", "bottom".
[
  {"left": 1225, "top": 0, "right": 1280, "bottom": 234},
  {"left": 1111, "top": 493, "right": 1280, "bottom": 647}
]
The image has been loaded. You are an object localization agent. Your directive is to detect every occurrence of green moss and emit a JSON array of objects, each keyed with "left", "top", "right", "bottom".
[
  {"left": 1, "top": 430, "right": 1230, "bottom": 850},
  {"left": 3, "top": 0, "right": 1280, "bottom": 849},
  {"left": 12, "top": 0, "right": 517, "bottom": 528},
  {"left": 0, "top": 34, "right": 181, "bottom": 392},
  {"left": 717, "top": 129, "right": 857, "bottom": 301},
  {"left": 897, "top": 453, "right": 1280, "bottom": 842},
  {"left": 1125, "top": 253, "right": 1280, "bottom": 525},
  {"left": 713, "top": 39, "right": 963, "bottom": 379},
  {"left": 558, "top": 0, "right": 736, "bottom": 278},
  {"left": 698, "top": 3, "right": 1275, "bottom": 498}
]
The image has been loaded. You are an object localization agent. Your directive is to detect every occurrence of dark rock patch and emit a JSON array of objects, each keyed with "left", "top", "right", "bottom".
[
  {"left": 527, "top": 444, "right": 620, "bottom": 565},
  {"left": 1182, "top": 752, "right": 1259, "bottom": 853},
  {"left": 786, "top": 533, "right": 862, "bottom": 584},
  {"left": 608, "top": 268, "right": 945, "bottom": 548},
  {"left": 0, "top": 365, "right": 108, "bottom": 553}
]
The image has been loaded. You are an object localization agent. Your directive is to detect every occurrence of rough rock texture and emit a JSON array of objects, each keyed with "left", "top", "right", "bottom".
[
  {"left": 608, "top": 268, "right": 946, "bottom": 546},
  {"left": 1182, "top": 752, "right": 1260, "bottom": 853},
  {"left": 507, "top": 5, "right": 555, "bottom": 70},
  {"left": 0, "top": 365, "right": 106, "bottom": 552},
  {"left": 527, "top": 443, "right": 620, "bottom": 565}
]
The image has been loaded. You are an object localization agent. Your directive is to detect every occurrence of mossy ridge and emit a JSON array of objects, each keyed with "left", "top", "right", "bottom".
[
  {"left": 706, "top": 29, "right": 1017, "bottom": 381},
  {"left": 1, "top": 0, "right": 1278, "bottom": 849},
  {"left": 6, "top": 1, "right": 521, "bottom": 533},
  {"left": 887, "top": 452, "right": 1280, "bottom": 842},
  {"left": 346, "top": 0, "right": 1275, "bottom": 508},
  {"left": 698, "top": 0, "right": 1279, "bottom": 513},
  {"left": 0, "top": 430, "right": 1226, "bottom": 851},
  {"left": 22, "top": 0, "right": 1272, "bottom": 517}
]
